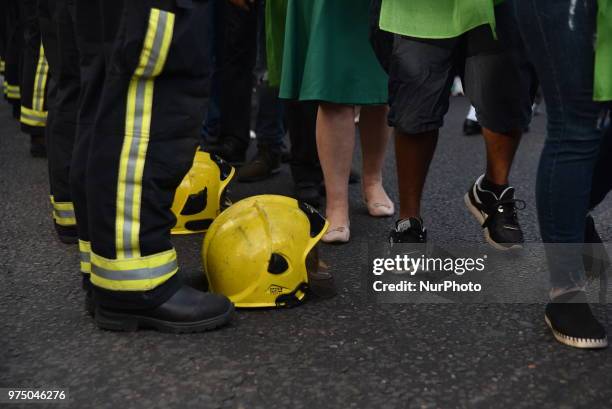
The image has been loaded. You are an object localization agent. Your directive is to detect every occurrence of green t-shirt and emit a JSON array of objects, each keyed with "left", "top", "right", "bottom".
[
  {"left": 379, "top": 0, "right": 501, "bottom": 39},
  {"left": 595, "top": 0, "right": 612, "bottom": 101},
  {"left": 377, "top": 0, "right": 610, "bottom": 101}
]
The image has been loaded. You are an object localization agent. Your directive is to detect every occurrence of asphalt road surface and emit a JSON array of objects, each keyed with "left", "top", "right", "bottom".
[{"left": 2, "top": 96, "right": 612, "bottom": 409}]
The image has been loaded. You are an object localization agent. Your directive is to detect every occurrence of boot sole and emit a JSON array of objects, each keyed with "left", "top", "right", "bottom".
[
  {"left": 544, "top": 315, "right": 608, "bottom": 349},
  {"left": 94, "top": 304, "right": 234, "bottom": 333},
  {"left": 463, "top": 193, "right": 522, "bottom": 251}
]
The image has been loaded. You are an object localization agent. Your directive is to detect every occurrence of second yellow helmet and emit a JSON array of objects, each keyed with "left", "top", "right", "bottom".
[{"left": 171, "top": 149, "right": 234, "bottom": 235}]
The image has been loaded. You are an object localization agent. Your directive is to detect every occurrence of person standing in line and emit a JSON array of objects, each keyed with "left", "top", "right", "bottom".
[
  {"left": 513, "top": 0, "right": 612, "bottom": 349},
  {"left": 205, "top": 0, "right": 286, "bottom": 184},
  {"left": 264, "top": 0, "right": 323, "bottom": 207},
  {"left": 19, "top": 0, "right": 50, "bottom": 158},
  {"left": 70, "top": 0, "right": 234, "bottom": 332},
  {"left": 39, "top": 0, "right": 80, "bottom": 244},
  {"left": 371, "top": 0, "right": 532, "bottom": 250},
  {"left": 279, "top": 0, "right": 394, "bottom": 244}
]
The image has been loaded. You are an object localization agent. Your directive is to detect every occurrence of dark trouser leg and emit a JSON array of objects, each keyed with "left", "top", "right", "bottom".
[
  {"left": 19, "top": 0, "right": 49, "bottom": 137},
  {"left": 51, "top": 0, "right": 80, "bottom": 207},
  {"left": 71, "top": 0, "right": 112, "bottom": 274},
  {"left": 201, "top": 0, "right": 224, "bottom": 146},
  {"left": 41, "top": 0, "right": 80, "bottom": 228},
  {"left": 286, "top": 100, "right": 322, "bottom": 186},
  {"left": 88, "top": 0, "right": 211, "bottom": 308},
  {"left": 217, "top": 0, "right": 258, "bottom": 152},
  {"left": 253, "top": 4, "right": 284, "bottom": 152},
  {"left": 255, "top": 84, "right": 285, "bottom": 153},
  {"left": 514, "top": 0, "right": 602, "bottom": 291},
  {"left": 4, "top": 0, "right": 23, "bottom": 116},
  {"left": 589, "top": 122, "right": 612, "bottom": 208}
]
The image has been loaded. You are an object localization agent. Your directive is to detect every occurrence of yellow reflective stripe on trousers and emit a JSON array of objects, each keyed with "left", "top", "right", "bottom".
[
  {"left": 50, "top": 196, "right": 76, "bottom": 226},
  {"left": 21, "top": 106, "right": 48, "bottom": 127},
  {"left": 90, "top": 249, "right": 178, "bottom": 291},
  {"left": 115, "top": 9, "right": 174, "bottom": 259},
  {"left": 32, "top": 43, "right": 49, "bottom": 114},
  {"left": 92, "top": 8, "right": 177, "bottom": 291},
  {"left": 5, "top": 83, "right": 19, "bottom": 92},
  {"left": 79, "top": 240, "right": 91, "bottom": 275},
  {"left": 5, "top": 83, "right": 20, "bottom": 100}
]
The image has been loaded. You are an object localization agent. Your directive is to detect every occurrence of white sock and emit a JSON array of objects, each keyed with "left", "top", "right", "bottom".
[{"left": 466, "top": 105, "right": 478, "bottom": 122}]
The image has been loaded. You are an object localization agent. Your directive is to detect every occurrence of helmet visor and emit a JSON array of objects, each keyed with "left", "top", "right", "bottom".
[{"left": 305, "top": 245, "right": 336, "bottom": 299}]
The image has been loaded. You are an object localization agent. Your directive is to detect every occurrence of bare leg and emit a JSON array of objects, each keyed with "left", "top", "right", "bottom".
[
  {"left": 482, "top": 127, "right": 522, "bottom": 185},
  {"left": 358, "top": 105, "right": 394, "bottom": 215},
  {"left": 395, "top": 130, "right": 438, "bottom": 219},
  {"left": 316, "top": 102, "right": 355, "bottom": 230}
]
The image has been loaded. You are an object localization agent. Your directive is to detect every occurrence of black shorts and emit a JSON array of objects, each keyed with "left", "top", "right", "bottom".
[{"left": 371, "top": 0, "right": 533, "bottom": 134}]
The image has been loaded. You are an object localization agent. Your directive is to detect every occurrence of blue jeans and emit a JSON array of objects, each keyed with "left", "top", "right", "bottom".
[
  {"left": 513, "top": 0, "right": 610, "bottom": 291},
  {"left": 253, "top": 0, "right": 285, "bottom": 151}
]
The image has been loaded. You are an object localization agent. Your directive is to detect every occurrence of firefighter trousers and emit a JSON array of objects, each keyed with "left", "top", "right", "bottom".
[
  {"left": 39, "top": 0, "right": 79, "bottom": 227},
  {"left": 72, "top": 0, "right": 211, "bottom": 307},
  {"left": 19, "top": 0, "right": 49, "bottom": 136},
  {"left": 3, "top": 0, "right": 22, "bottom": 115}
]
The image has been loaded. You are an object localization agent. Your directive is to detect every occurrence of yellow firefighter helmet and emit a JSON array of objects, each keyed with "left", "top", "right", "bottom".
[
  {"left": 202, "top": 195, "right": 335, "bottom": 308},
  {"left": 171, "top": 149, "right": 234, "bottom": 234}
]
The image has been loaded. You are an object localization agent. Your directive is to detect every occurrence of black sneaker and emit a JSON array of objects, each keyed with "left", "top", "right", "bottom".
[
  {"left": 545, "top": 291, "right": 608, "bottom": 349},
  {"left": 236, "top": 147, "right": 281, "bottom": 182},
  {"left": 388, "top": 218, "right": 427, "bottom": 275},
  {"left": 463, "top": 118, "right": 481, "bottom": 136},
  {"left": 464, "top": 175, "right": 525, "bottom": 250},
  {"left": 389, "top": 217, "right": 427, "bottom": 244}
]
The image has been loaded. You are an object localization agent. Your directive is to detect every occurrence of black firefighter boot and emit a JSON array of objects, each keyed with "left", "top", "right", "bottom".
[{"left": 92, "top": 277, "right": 234, "bottom": 333}]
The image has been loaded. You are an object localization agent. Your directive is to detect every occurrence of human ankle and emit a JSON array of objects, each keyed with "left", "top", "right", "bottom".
[{"left": 481, "top": 175, "right": 509, "bottom": 196}]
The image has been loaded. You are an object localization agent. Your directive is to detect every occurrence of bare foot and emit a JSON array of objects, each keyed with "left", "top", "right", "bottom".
[{"left": 363, "top": 183, "right": 394, "bottom": 217}]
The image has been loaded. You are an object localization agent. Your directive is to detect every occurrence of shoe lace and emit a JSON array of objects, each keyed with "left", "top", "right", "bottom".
[{"left": 485, "top": 198, "right": 526, "bottom": 228}]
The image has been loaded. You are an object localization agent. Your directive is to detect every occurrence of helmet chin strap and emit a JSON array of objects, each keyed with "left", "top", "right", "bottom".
[
  {"left": 275, "top": 283, "right": 309, "bottom": 308},
  {"left": 274, "top": 275, "right": 337, "bottom": 307}
]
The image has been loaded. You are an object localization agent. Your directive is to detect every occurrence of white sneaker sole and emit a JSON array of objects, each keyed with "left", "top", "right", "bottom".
[
  {"left": 463, "top": 193, "right": 522, "bottom": 251},
  {"left": 544, "top": 315, "right": 608, "bottom": 349}
]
